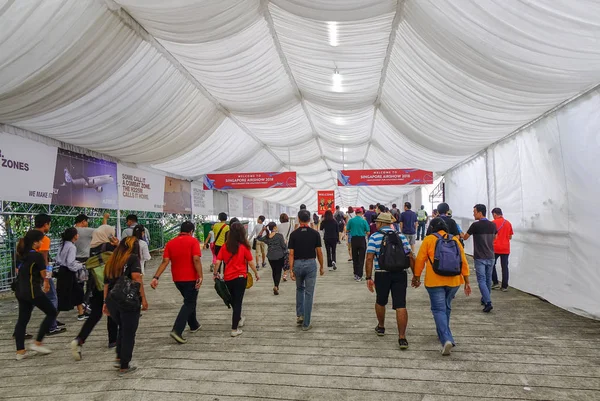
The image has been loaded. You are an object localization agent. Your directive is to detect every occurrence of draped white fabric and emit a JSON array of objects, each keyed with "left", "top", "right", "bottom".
[{"left": 1, "top": 0, "right": 600, "bottom": 213}]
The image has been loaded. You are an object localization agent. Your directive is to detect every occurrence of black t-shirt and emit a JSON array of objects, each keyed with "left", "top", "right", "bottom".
[
  {"left": 467, "top": 219, "right": 497, "bottom": 259},
  {"left": 104, "top": 254, "right": 142, "bottom": 291},
  {"left": 320, "top": 219, "right": 339, "bottom": 240},
  {"left": 427, "top": 215, "right": 460, "bottom": 236},
  {"left": 288, "top": 226, "right": 322, "bottom": 259},
  {"left": 16, "top": 251, "right": 46, "bottom": 300}
]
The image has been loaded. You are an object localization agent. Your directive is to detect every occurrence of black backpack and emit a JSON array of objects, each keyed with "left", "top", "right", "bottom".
[
  {"left": 335, "top": 212, "right": 345, "bottom": 224},
  {"left": 378, "top": 230, "right": 410, "bottom": 272}
]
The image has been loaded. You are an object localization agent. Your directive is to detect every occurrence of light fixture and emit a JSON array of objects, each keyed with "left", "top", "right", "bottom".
[
  {"left": 332, "top": 68, "right": 342, "bottom": 92},
  {"left": 328, "top": 21, "right": 338, "bottom": 47}
]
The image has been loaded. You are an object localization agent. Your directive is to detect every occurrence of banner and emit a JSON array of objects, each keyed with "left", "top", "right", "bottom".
[
  {"left": 253, "top": 199, "right": 264, "bottom": 219},
  {"left": 192, "top": 183, "right": 214, "bottom": 215},
  {"left": 52, "top": 148, "right": 118, "bottom": 208},
  {"left": 228, "top": 193, "right": 243, "bottom": 218},
  {"left": 263, "top": 201, "right": 269, "bottom": 218},
  {"left": 243, "top": 196, "right": 254, "bottom": 218},
  {"left": 268, "top": 202, "right": 278, "bottom": 220},
  {"left": 164, "top": 177, "right": 192, "bottom": 214},
  {"left": 118, "top": 165, "right": 165, "bottom": 212},
  {"left": 337, "top": 169, "right": 433, "bottom": 186},
  {"left": 203, "top": 172, "right": 296, "bottom": 190},
  {"left": 0, "top": 132, "right": 58, "bottom": 204},
  {"left": 317, "top": 190, "right": 335, "bottom": 215}
]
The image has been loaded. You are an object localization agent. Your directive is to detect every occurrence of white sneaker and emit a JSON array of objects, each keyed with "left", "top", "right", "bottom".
[
  {"left": 16, "top": 352, "right": 29, "bottom": 361},
  {"left": 70, "top": 339, "right": 82, "bottom": 361},
  {"left": 29, "top": 343, "right": 52, "bottom": 355},
  {"left": 332, "top": 261, "right": 337, "bottom": 270},
  {"left": 442, "top": 341, "right": 453, "bottom": 356},
  {"left": 328, "top": 267, "right": 333, "bottom": 271},
  {"left": 231, "top": 329, "right": 243, "bottom": 337},
  {"left": 239, "top": 316, "right": 246, "bottom": 328}
]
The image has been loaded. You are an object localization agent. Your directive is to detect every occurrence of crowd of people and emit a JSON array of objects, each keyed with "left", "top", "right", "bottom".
[{"left": 11, "top": 201, "right": 514, "bottom": 370}]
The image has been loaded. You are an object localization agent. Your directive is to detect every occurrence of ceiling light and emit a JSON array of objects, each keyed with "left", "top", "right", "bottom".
[
  {"left": 332, "top": 69, "right": 342, "bottom": 92},
  {"left": 328, "top": 21, "right": 338, "bottom": 47}
]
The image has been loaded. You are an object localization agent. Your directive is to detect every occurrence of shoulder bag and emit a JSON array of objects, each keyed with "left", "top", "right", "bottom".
[{"left": 106, "top": 264, "right": 141, "bottom": 312}]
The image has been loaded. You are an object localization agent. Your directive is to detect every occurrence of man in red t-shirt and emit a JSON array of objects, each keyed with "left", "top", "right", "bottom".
[
  {"left": 491, "top": 208, "right": 514, "bottom": 291},
  {"left": 151, "top": 221, "right": 203, "bottom": 344}
]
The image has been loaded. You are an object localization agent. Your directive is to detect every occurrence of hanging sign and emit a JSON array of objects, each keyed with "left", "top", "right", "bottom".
[
  {"left": 317, "top": 190, "right": 335, "bottom": 215},
  {"left": 203, "top": 172, "right": 296, "bottom": 190},
  {"left": 337, "top": 169, "right": 433, "bottom": 186},
  {"left": 118, "top": 164, "right": 165, "bottom": 212},
  {"left": 191, "top": 183, "right": 214, "bottom": 215},
  {"left": 164, "top": 177, "right": 192, "bottom": 214},
  {"left": 242, "top": 196, "right": 254, "bottom": 218},
  {"left": 228, "top": 193, "right": 243, "bottom": 218}
]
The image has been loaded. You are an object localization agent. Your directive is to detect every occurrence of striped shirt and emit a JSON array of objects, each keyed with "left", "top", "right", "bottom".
[{"left": 367, "top": 227, "right": 412, "bottom": 270}]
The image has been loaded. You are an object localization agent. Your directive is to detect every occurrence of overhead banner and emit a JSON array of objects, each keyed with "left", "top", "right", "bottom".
[
  {"left": 203, "top": 172, "right": 297, "bottom": 190},
  {"left": 164, "top": 177, "right": 192, "bottom": 214},
  {"left": 228, "top": 193, "right": 243, "bottom": 218},
  {"left": 317, "top": 190, "right": 335, "bottom": 215},
  {"left": 118, "top": 165, "right": 165, "bottom": 212},
  {"left": 52, "top": 148, "right": 118, "bottom": 209},
  {"left": 243, "top": 196, "right": 254, "bottom": 218},
  {"left": 338, "top": 169, "right": 434, "bottom": 186},
  {"left": 191, "top": 183, "right": 214, "bottom": 215},
  {"left": 0, "top": 132, "right": 58, "bottom": 204}
]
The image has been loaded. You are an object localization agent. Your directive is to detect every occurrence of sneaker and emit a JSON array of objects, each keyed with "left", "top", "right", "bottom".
[
  {"left": 113, "top": 360, "right": 121, "bottom": 369},
  {"left": 398, "top": 338, "right": 409, "bottom": 350},
  {"left": 119, "top": 366, "right": 138, "bottom": 377},
  {"left": 328, "top": 267, "right": 333, "bottom": 271},
  {"left": 348, "top": 258, "right": 353, "bottom": 262},
  {"left": 491, "top": 283, "right": 500, "bottom": 290},
  {"left": 231, "top": 329, "right": 243, "bottom": 337},
  {"left": 170, "top": 331, "right": 188, "bottom": 344},
  {"left": 282, "top": 273, "right": 288, "bottom": 282},
  {"left": 70, "top": 339, "right": 82, "bottom": 361},
  {"left": 262, "top": 262, "right": 266, "bottom": 268},
  {"left": 442, "top": 341, "right": 453, "bottom": 356},
  {"left": 108, "top": 342, "right": 117, "bottom": 348},
  {"left": 77, "top": 314, "right": 88, "bottom": 321},
  {"left": 47, "top": 327, "right": 67, "bottom": 336},
  {"left": 189, "top": 325, "right": 202, "bottom": 333},
  {"left": 356, "top": 277, "right": 363, "bottom": 282},
  {"left": 375, "top": 325, "right": 385, "bottom": 336},
  {"left": 273, "top": 287, "right": 279, "bottom": 295},
  {"left": 501, "top": 287, "right": 508, "bottom": 292},
  {"left": 56, "top": 321, "right": 66, "bottom": 328},
  {"left": 239, "top": 316, "right": 246, "bottom": 328},
  {"left": 30, "top": 343, "right": 52, "bottom": 355},
  {"left": 16, "top": 352, "right": 30, "bottom": 361},
  {"left": 296, "top": 316, "right": 304, "bottom": 326},
  {"left": 483, "top": 303, "right": 494, "bottom": 313},
  {"left": 301, "top": 324, "right": 313, "bottom": 331},
  {"left": 332, "top": 261, "right": 337, "bottom": 270}
]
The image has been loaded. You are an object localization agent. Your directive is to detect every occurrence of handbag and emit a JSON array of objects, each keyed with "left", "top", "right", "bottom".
[
  {"left": 214, "top": 278, "right": 232, "bottom": 308},
  {"left": 246, "top": 270, "right": 254, "bottom": 289},
  {"left": 85, "top": 251, "right": 113, "bottom": 291},
  {"left": 252, "top": 238, "right": 257, "bottom": 251},
  {"left": 106, "top": 265, "right": 141, "bottom": 312}
]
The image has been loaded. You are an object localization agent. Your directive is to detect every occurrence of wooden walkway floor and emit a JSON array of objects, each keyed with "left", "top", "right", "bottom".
[{"left": 1, "top": 246, "right": 600, "bottom": 401}]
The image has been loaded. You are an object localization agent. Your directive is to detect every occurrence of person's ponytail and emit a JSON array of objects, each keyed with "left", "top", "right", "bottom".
[{"left": 16, "top": 230, "right": 45, "bottom": 260}]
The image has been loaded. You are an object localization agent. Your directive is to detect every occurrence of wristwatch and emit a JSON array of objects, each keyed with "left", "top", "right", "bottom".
[
  {"left": 366, "top": 277, "right": 372, "bottom": 281},
  {"left": 153, "top": 276, "right": 160, "bottom": 280}
]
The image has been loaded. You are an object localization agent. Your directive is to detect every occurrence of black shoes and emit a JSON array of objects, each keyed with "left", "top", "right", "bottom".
[
  {"left": 398, "top": 338, "right": 409, "bottom": 350},
  {"left": 375, "top": 325, "right": 385, "bottom": 336},
  {"left": 483, "top": 303, "right": 493, "bottom": 313}
]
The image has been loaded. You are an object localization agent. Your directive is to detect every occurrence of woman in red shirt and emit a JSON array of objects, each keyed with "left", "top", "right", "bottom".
[{"left": 215, "top": 223, "right": 260, "bottom": 337}]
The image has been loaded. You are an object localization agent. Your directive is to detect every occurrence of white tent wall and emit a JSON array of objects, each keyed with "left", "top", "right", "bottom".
[{"left": 444, "top": 89, "right": 600, "bottom": 319}]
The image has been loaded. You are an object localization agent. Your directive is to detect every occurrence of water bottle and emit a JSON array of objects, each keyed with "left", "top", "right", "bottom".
[{"left": 46, "top": 265, "right": 53, "bottom": 279}]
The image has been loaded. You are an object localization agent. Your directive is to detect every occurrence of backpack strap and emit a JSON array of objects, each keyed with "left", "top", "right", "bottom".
[{"left": 215, "top": 224, "right": 226, "bottom": 243}]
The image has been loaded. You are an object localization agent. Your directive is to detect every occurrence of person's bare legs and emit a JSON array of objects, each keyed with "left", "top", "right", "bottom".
[
  {"left": 396, "top": 308, "right": 408, "bottom": 339},
  {"left": 375, "top": 304, "right": 386, "bottom": 328},
  {"left": 77, "top": 304, "right": 84, "bottom": 315}
]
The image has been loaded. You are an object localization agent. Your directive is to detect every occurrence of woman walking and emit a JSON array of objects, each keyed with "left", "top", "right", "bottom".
[
  {"left": 346, "top": 207, "right": 355, "bottom": 261},
  {"left": 412, "top": 217, "right": 471, "bottom": 356},
  {"left": 132, "top": 225, "right": 151, "bottom": 276},
  {"left": 103, "top": 237, "right": 148, "bottom": 375},
  {"left": 214, "top": 223, "right": 259, "bottom": 337},
  {"left": 278, "top": 214, "right": 293, "bottom": 281},
  {"left": 258, "top": 222, "right": 287, "bottom": 295},
  {"left": 55, "top": 227, "right": 87, "bottom": 320},
  {"left": 320, "top": 210, "right": 339, "bottom": 271},
  {"left": 13, "top": 230, "right": 57, "bottom": 360},
  {"left": 204, "top": 225, "right": 217, "bottom": 272}
]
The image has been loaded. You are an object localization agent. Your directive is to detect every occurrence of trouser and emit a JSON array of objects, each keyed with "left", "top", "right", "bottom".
[
  {"left": 475, "top": 259, "right": 495, "bottom": 305},
  {"left": 269, "top": 258, "right": 285, "bottom": 287},
  {"left": 351, "top": 236, "right": 367, "bottom": 278},
  {"left": 492, "top": 254, "right": 510, "bottom": 289},
  {"left": 294, "top": 259, "right": 317, "bottom": 328},
  {"left": 76, "top": 286, "right": 118, "bottom": 345},
  {"left": 106, "top": 299, "right": 140, "bottom": 369},
  {"left": 45, "top": 279, "right": 58, "bottom": 331},
  {"left": 426, "top": 286, "right": 460, "bottom": 345},
  {"left": 324, "top": 238, "right": 337, "bottom": 267},
  {"left": 417, "top": 222, "right": 426, "bottom": 240},
  {"left": 215, "top": 245, "right": 223, "bottom": 270},
  {"left": 173, "top": 281, "right": 200, "bottom": 336},
  {"left": 225, "top": 277, "right": 247, "bottom": 330},
  {"left": 76, "top": 257, "right": 92, "bottom": 305},
  {"left": 14, "top": 296, "right": 57, "bottom": 351}
]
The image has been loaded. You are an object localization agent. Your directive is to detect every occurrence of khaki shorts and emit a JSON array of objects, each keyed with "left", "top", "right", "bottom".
[{"left": 255, "top": 241, "right": 267, "bottom": 258}]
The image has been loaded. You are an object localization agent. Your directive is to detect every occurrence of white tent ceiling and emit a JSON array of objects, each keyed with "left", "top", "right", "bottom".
[{"left": 1, "top": 0, "right": 599, "bottom": 209}]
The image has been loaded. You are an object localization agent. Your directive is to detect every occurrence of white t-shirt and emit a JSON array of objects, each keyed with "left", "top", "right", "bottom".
[
  {"left": 139, "top": 240, "right": 151, "bottom": 275},
  {"left": 250, "top": 223, "right": 264, "bottom": 240},
  {"left": 207, "top": 231, "right": 215, "bottom": 243},
  {"left": 278, "top": 222, "right": 293, "bottom": 244}
]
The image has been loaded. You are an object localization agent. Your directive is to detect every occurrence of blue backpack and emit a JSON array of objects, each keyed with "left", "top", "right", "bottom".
[{"left": 428, "top": 233, "right": 462, "bottom": 276}]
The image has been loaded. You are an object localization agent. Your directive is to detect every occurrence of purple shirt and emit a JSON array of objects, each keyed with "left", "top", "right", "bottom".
[
  {"left": 400, "top": 210, "right": 417, "bottom": 235},
  {"left": 364, "top": 210, "right": 376, "bottom": 224}
]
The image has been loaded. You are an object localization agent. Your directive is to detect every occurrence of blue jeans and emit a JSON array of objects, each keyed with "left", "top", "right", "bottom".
[
  {"left": 417, "top": 222, "right": 426, "bottom": 240},
  {"left": 46, "top": 279, "right": 58, "bottom": 331},
  {"left": 475, "top": 259, "right": 494, "bottom": 305},
  {"left": 294, "top": 259, "right": 317, "bottom": 328},
  {"left": 426, "top": 286, "right": 459, "bottom": 345}
]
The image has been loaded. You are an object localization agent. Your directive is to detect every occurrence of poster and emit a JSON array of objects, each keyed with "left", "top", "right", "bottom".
[
  {"left": 317, "top": 190, "right": 335, "bottom": 215},
  {"left": 52, "top": 148, "right": 118, "bottom": 208},
  {"left": 338, "top": 169, "right": 433, "bottom": 186},
  {"left": 118, "top": 164, "right": 165, "bottom": 212},
  {"left": 228, "top": 193, "right": 243, "bottom": 218},
  {"left": 268, "top": 202, "right": 278, "bottom": 220},
  {"left": 263, "top": 201, "right": 269, "bottom": 219},
  {"left": 203, "top": 172, "right": 296, "bottom": 190},
  {"left": 253, "top": 198, "right": 264, "bottom": 219},
  {"left": 164, "top": 177, "right": 192, "bottom": 214},
  {"left": 243, "top": 196, "right": 254, "bottom": 218},
  {"left": 0, "top": 132, "right": 58, "bottom": 204},
  {"left": 191, "top": 183, "right": 214, "bottom": 215}
]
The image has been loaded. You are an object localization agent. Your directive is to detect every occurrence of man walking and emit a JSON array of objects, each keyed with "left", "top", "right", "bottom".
[
  {"left": 428, "top": 203, "right": 460, "bottom": 236},
  {"left": 346, "top": 208, "right": 370, "bottom": 281},
  {"left": 463, "top": 204, "right": 497, "bottom": 313},
  {"left": 390, "top": 204, "right": 401, "bottom": 231},
  {"left": 289, "top": 210, "right": 324, "bottom": 331},
  {"left": 399, "top": 202, "right": 418, "bottom": 249},
  {"left": 151, "top": 221, "right": 203, "bottom": 344},
  {"left": 365, "top": 213, "right": 414, "bottom": 350},
  {"left": 121, "top": 214, "right": 150, "bottom": 243},
  {"left": 334, "top": 206, "right": 346, "bottom": 243},
  {"left": 364, "top": 205, "right": 377, "bottom": 229},
  {"left": 416, "top": 205, "right": 428, "bottom": 241},
  {"left": 491, "top": 208, "right": 514, "bottom": 291},
  {"left": 250, "top": 216, "right": 267, "bottom": 269}
]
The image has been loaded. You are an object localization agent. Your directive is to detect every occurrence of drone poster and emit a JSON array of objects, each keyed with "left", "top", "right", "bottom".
[
  {"left": 51, "top": 148, "right": 118, "bottom": 209},
  {"left": 163, "top": 176, "right": 192, "bottom": 214}
]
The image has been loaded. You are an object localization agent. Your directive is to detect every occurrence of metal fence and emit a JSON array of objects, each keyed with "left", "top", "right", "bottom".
[{"left": 0, "top": 200, "right": 194, "bottom": 292}]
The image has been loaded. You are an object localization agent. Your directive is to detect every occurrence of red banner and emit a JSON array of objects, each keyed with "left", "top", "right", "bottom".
[
  {"left": 203, "top": 172, "right": 296, "bottom": 190},
  {"left": 337, "top": 169, "right": 433, "bottom": 186},
  {"left": 317, "top": 190, "right": 335, "bottom": 215}
]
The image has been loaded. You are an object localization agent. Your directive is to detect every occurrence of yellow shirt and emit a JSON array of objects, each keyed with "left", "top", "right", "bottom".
[
  {"left": 414, "top": 230, "right": 469, "bottom": 288},
  {"left": 213, "top": 223, "right": 230, "bottom": 246}
]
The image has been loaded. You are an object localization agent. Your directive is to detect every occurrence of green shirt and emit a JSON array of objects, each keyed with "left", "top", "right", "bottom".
[{"left": 346, "top": 216, "right": 370, "bottom": 237}]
